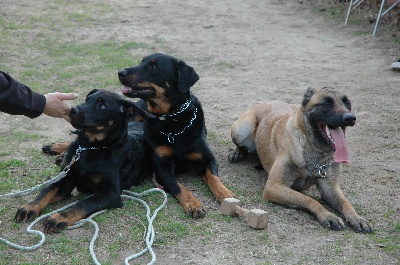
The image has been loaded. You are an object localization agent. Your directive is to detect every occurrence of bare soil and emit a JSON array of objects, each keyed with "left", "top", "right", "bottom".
[{"left": 1, "top": 0, "right": 400, "bottom": 264}]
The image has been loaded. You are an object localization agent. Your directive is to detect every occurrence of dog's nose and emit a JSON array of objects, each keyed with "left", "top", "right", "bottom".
[
  {"left": 342, "top": 113, "right": 356, "bottom": 124},
  {"left": 118, "top": 69, "right": 128, "bottom": 78},
  {"left": 70, "top": 107, "right": 78, "bottom": 116}
]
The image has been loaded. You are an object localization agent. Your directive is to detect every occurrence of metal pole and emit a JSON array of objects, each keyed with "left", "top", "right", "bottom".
[
  {"left": 345, "top": 0, "right": 355, "bottom": 25},
  {"left": 373, "top": 0, "right": 387, "bottom": 37}
]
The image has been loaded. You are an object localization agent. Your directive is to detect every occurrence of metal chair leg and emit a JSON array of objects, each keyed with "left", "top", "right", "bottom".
[{"left": 373, "top": 0, "right": 400, "bottom": 37}]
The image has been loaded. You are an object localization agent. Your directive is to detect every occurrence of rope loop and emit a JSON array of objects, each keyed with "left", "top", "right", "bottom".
[{"left": 0, "top": 187, "right": 167, "bottom": 265}]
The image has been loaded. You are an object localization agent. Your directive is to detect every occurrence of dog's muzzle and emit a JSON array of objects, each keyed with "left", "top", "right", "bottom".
[{"left": 342, "top": 113, "right": 356, "bottom": 126}]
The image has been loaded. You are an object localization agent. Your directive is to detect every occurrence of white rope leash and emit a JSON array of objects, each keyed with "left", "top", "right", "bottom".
[
  {"left": 0, "top": 187, "right": 167, "bottom": 265},
  {"left": 0, "top": 201, "right": 77, "bottom": 251},
  {"left": 0, "top": 145, "right": 82, "bottom": 199},
  {"left": 1, "top": 146, "right": 167, "bottom": 264},
  {"left": 0, "top": 171, "right": 67, "bottom": 198},
  {"left": 122, "top": 189, "right": 168, "bottom": 265}
]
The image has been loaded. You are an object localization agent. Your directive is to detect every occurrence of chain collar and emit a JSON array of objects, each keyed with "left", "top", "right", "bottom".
[
  {"left": 296, "top": 132, "right": 333, "bottom": 178},
  {"left": 153, "top": 91, "right": 198, "bottom": 144},
  {"left": 158, "top": 91, "right": 192, "bottom": 120},
  {"left": 63, "top": 145, "right": 109, "bottom": 173},
  {"left": 158, "top": 107, "right": 198, "bottom": 144}
]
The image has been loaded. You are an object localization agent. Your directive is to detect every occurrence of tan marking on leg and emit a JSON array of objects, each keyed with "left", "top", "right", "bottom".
[
  {"left": 175, "top": 182, "right": 205, "bottom": 218},
  {"left": 16, "top": 187, "right": 63, "bottom": 222},
  {"left": 55, "top": 208, "right": 87, "bottom": 226},
  {"left": 45, "top": 208, "right": 87, "bottom": 233},
  {"left": 36, "top": 187, "right": 64, "bottom": 209},
  {"left": 202, "top": 169, "right": 235, "bottom": 202},
  {"left": 43, "top": 142, "right": 70, "bottom": 155}
]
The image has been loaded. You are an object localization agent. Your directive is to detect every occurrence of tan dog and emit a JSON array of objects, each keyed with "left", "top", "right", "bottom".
[{"left": 228, "top": 87, "right": 373, "bottom": 233}]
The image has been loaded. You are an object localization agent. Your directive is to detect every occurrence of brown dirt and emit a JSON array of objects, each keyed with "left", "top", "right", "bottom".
[{"left": 1, "top": 0, "right": 400, "bottom": 264}]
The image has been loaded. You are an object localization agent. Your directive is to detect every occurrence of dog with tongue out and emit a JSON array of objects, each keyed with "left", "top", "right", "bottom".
[{"left": 229, "top": 87, "right": 373, "bottom": 233}]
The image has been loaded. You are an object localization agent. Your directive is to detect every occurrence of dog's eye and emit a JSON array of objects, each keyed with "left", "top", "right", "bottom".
[
  {"left": 150, "top": 64, "right": 157, "bottom": 70},
  {"left": 342, "top": 97, "right": 351, "bottom": 110},
  {"left": 97, "top": 102, "right": 106, "bottom": 110},
  {"left": 323, "top": 97, "right": 333, "bottom": 108}
]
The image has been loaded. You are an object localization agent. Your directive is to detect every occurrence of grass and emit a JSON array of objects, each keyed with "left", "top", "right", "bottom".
[
  {"left": 6, "top": 40, "right": 146, "bottom": 95},
  {"left": 0, "top": 2, "right": 148, "bottom": 96}
]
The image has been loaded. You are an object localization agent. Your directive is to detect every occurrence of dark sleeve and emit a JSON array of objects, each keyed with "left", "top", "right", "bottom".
[{"left": 0, "top": 71, "right": 46, "bottom": 119}]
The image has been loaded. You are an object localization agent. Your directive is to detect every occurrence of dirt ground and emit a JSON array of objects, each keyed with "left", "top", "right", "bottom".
[{"left": 1, "top": 0, "right": 400, "bottom": 264}]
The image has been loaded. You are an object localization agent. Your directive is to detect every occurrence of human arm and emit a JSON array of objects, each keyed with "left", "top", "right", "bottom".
[
  {"left": 0, "top": 71, "right": 46, "bottom": 118},
  {"left": 0, "top": 71, "right": 78, "bottom": 120}
]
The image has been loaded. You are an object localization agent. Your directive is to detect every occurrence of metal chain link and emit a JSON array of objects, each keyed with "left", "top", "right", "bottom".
[
  {"left": 296, "top": 132, "right": 333, "bottom": 178},
  {"left": 158, "top": 107, "right": 198, "bottom": 144}
]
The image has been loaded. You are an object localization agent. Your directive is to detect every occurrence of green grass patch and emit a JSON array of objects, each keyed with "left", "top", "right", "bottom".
[
  {"left": 12, "top": 40, "right": 147, "bottom": 95},
  {"left": 374, "top": 222, "right": 400, "bottom": 254},
  {"left": 0, "top": 159, "right": 26, "bottom": 170}
]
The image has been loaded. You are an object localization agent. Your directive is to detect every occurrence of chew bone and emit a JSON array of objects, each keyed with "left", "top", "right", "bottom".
[{"left": 219, "top": 198, "right": 268, "bottom": 229}]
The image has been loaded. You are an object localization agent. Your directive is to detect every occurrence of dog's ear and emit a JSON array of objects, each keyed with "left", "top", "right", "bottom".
[
  {"left": 302, "top": 87, "right": 316, "bottom": 107},
  {"left": 86, "top": 89, "right": 100, "bottom": 99},
  {"left": 120, "top": 99, "right": 156, "bottom": 120},
  {"left": 177, "top": 60, "right": 199, "bottom": 93}
]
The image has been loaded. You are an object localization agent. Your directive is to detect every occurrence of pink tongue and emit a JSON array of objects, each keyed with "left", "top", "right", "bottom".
[
  {"left": 329, "top": 128, "right": 350, "bottom": 163},
  {"left": 121, "top": 86, "right": 131, "bottom": 93}
]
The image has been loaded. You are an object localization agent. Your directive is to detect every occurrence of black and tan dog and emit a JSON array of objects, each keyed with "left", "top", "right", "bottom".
[
  {"left": 228, "top": 87, "right": 373, "bottom": 233},
  {"left": 118, "top": 53, "right": 235, "bottom": 218},
  {"left": 15, "top": 90, "right": 154, "bottom": 233}
]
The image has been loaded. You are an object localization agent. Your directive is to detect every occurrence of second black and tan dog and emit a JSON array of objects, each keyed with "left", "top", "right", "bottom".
[
  {"left": 118, "top": 53, "right": 235, "bottom": 218},
  {"left": 228, "top": 87, "right": 373, "bottom": 233}
]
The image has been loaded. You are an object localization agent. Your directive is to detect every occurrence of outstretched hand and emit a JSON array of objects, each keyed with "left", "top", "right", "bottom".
[{"left": 43, "top": 92, "right": 79, "bottom": 122}]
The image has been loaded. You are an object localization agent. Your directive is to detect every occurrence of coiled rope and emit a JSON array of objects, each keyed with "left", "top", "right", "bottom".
[
  {"left": 0, "top": 146, "right": 167, "bottom": 264},
  {"left": 0, "top": 186, "right": 167, "bottom": 265}
]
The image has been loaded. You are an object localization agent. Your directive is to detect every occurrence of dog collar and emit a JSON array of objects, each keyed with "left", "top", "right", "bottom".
[
  {"left": 296, "top": 132, "right": 333, "bottom": 178},
  {"left": 62, "top": 145, "right": 109, "bottom": 173},
  {"left": 76, "top": 145, "right": 109, "bottom": 152},
  {"left": 157, "top": 107, "right": 198, "bottom": 144},
  {"left": 158, "top": 91, "right": 192, "bottom": 120},
  {"left": 74, "top": 145, "right": 109, "bottom": 159}
]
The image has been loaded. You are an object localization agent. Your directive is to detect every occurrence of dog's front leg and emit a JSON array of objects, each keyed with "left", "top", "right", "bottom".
[
  {"left": 316, "top": 178, "right": 374, "bottom": 233},
  {"left": 201, "top": 158, "right": 235, "bottom": 202},
  {"left": 154, "top": 146, "right": 205, "bottom": 218},
  {"left": 186, "top": 148, "right": 235, "bottom": 202},
  {"left": 43, "top": 189, "right": 123, "bottom": 233},
  {"left": 263, "top": 164, "right": 345, "bottom": 230},
  {"left": 15, "top": 176, "right": 75, "bottom": 223}
]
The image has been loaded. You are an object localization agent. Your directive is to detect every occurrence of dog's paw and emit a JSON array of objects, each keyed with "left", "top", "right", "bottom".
[
  {"left": 42, "top": 144, "right": 60, "bottom": 155},
  {"left": 228, "top": 150, "right": 245, "bottom": 163},
  {"left": 348, "top": 216, "right": 374, "bottom": 233},
  {"left": 182, "top": 200, "right": 206, "bottom": 219},
  {"left": 187, "top": 205, "right": 206, "bottom": 219},
  {"left": 216, "top": 189, "right": 236, "bottom": 203},
  {"left": 319, "top": 213, "right": 345, "bottom": 231},
  {"left": 43, "top": 213, "right": 69, "bottom": 233},
  {"left": 55, "top": 153, "right": 65, "bottom": 165},
  {"left": 42, "top": 142, "right": 70, "bottom": 156},
  {"left": 15, "top": 204, "right": 41, "bottom": 223}
]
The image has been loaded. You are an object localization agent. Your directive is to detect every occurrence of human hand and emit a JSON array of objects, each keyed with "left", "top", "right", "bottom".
[{"left": 43, "top": 92, "right": 79, "bottom": 122}]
